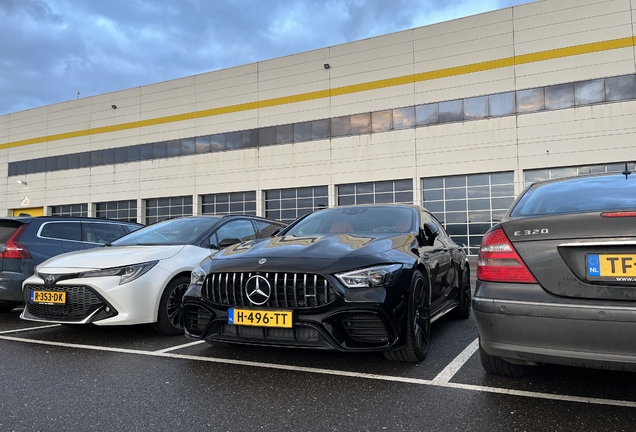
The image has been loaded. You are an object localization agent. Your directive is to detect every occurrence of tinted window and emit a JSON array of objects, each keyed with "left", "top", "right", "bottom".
[
  {"left": 510, "top": 175, "right": 636, "bottom": 217},
  {"left": 254, "top": 220, "right": 283, "bottom": 237},
  {"left": 113, "top": 217, "right": 220, "bottom": 246},
  {"left": 82, "top": 222, "right": 127, "bottom": 244},
  {"left": 40, "top": 222, "right": 82, "bottom": 241},
  {"left": 284, "top": 206, "right": 414, "bottom": 235},
  {"left": 0, "top": 221, "right": 23, "bottom": 243},
  {"left": 212, "top": 220, "right": 257, "bottom": 249}
]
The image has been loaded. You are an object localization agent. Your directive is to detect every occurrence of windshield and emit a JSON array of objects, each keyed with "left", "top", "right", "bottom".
[
  {"left": 284, "top": 206, "right": 415, "bottom": 236},
  {"left": 112, "top": 217, "right": 221, "bottom": 246},
  {"left": 510, "top": 174, "right": 636, "bottom": 217}
]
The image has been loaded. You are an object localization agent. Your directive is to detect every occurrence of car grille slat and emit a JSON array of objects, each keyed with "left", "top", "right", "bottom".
[
  {"left": 342, "top": 313, "right": 389, "bottom": 343},
  {"left": 202, "top": 272, "right": 336, "bottom": 309},
  {"left": 183, "top": 305, "right": 213, "bottom": 337},
  {"left": 293, "top": 274, "right": 298, "bottom": 307},
  {"left": 283, "top": 274, "right": 289, "bottom": 308}
]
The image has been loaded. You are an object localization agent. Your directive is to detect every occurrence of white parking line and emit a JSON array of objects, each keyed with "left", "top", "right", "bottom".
[
  {"left": 0, "top": 324, "right": 61, "bottom": 334},
  {"left": 1, "top": 334, "right": 635, "bottom": 408},
  {"left": 155, "top": 340, "right": 206, "bottom": 353},
  {"left": 432, "top": 338, "right": 479, "bottom": 384}
]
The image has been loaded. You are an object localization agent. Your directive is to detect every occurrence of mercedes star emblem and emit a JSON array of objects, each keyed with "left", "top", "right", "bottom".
[
  {"left": 245, "top": 275, "right": 272, "bottom": 305},
  {"left": 258, "top": 258, "right": 267, "bottom": 265}
]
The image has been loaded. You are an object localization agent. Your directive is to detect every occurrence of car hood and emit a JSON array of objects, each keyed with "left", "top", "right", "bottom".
[
  {"left": 217, "top": 233, "right": 414, "bottom": 262},
  {"left": 37, "top": 245, "right": 185, "bottom": 270}
]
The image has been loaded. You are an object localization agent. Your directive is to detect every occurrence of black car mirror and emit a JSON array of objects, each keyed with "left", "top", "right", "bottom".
[
  {"left": 219, "top": 237, "right": 241, "bottom": 249},
  {"left": 270, "top": 227, "right": 282, "bottom": 236},
  {"left": 420, "top": 222, "right": 439, "bottom": 246}
]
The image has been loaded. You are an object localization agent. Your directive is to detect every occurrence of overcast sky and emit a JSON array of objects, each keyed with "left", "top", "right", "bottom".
[{"left": 0, "top": 0, "right": 533, "bottom": 116}]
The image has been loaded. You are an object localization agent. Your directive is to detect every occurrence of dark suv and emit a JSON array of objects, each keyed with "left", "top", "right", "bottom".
[{"left": 0, "top": 216, "right": 142, "bottom": 313}]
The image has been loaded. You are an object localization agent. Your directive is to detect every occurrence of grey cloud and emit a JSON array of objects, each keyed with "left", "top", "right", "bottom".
[{"left": 0, "top": 0, "right": 532, "bottom": 115}]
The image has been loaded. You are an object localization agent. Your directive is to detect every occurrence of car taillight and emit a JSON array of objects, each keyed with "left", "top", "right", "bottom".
[
  {"left": 477, "top": 228, "right": 537, "bottom": 283},
  {"left": 601, "top": 211, "right": 636, "bottom": 218},
  {"left": 0, "top": 225, "right": 31, "bottom": 260}
]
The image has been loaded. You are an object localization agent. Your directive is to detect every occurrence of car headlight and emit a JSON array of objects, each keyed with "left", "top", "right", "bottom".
[
  {"left": 191, "top": 267, "right": 207, "bottom": 286},
  {"left": 78, "top": 261, "right": 158, "bottom": 285},
  {"left": 336, "top": 264, "right": 402, "bottom": 288}
]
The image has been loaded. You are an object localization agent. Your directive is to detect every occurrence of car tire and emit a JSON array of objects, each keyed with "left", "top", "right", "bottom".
[
  {"left": 451, "top": 266, "right": 471, "bottom": 320},
  {"left": 0, "top": 303, "right": 18, "bottom": 313},
  {"left": 384, "top": 270, "right": 430, "bottom": 363},
  {"left": 479, "top": 342, "right": 526, "bottom": 377},
  {"left": 152, "top": 276, "right": 189, "bottom": 336}
]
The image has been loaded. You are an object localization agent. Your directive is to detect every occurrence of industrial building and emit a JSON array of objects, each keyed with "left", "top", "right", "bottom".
[{"left": 2, "top": 0, "right": 635, "bottom": 254}]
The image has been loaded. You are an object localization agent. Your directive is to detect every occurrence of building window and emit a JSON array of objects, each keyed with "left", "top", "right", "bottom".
[
  {"left": 95, "top": 200, "right": 138, "bottom": 222},
  {"left": 422, "top": 172, "right": 515, "bottom": 255},
  {"left": 337, "top": 179, "right": 413, "bottom": 206},
  {"left": 265, "top": 186, "right": 328, "bottom": 223},
  {"left": 201, "top": 191, "right": 257, "bottom": 216},
  {"left": 524, "top": 162, "right": 636, "bottom": 187},
  {"left": 145, "top": 196, "right": 193, "bottom": 225},
  {"left": 50, "top": 204, "right": 88, "bottom": 217},
  {"left": 10, "top": 73, "right": 636, "bottom": 177}
]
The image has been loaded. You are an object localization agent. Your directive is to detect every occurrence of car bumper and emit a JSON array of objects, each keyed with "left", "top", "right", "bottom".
[
  {"left": 20, "top": 267, "right": 171, "bottom": 326},
  {"left": 473, "top": 281, "right": 636, "bottom": 371},
  {"left": 182, "top": 295, "right": 408, "bottom": 352},
  {"left": 0, "top": 273, "right": 27, "bottom": 304}
]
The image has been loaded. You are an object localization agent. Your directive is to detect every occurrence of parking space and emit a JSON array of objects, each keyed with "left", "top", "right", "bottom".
[{"left": 3, "top": 303, "right": 636, "bottom": 432}]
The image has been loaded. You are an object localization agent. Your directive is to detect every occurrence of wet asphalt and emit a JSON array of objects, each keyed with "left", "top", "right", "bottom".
[{"left": 2, "top": 305, "right": 636, "bottom": 432}]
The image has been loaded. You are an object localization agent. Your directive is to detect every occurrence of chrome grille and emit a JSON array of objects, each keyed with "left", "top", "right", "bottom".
[
  {"left": 202, "top": 272, "right": 336, "bottom": 308},
  {"left": 24, "top": 284, "right": 105, "bottom": 320}
]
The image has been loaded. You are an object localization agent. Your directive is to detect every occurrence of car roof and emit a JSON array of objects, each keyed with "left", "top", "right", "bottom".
[
  {"left": 0, "top": 216, "right": 143, "bottom": 225},
  {"left": 527, "top": 171, "right": 631, "bottom": 188}
]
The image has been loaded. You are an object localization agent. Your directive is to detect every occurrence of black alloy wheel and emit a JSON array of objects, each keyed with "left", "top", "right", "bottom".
[
  {"left": 384, "top": 270, "right": 430, "bottom": 362},
  {"left": 152, "top": 276, "right": 189, "bottom": 336},
  {"left": 451, "top": 266, "right": 471, "bottom": 320}
]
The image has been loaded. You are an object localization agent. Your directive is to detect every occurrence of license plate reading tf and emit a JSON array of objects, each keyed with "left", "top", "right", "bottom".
[{"left": 587, "top": 254, "right": 636, "bottom": 280}]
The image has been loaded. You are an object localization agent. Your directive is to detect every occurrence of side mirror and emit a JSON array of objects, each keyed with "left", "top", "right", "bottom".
[
  {"left": 270, "top": 227, "right": 282, "bottom": 236},
  {"left": 420, "top": 222, "right": 440, "bottom": 246},
  {"left": 219, "top": 237, "right": 241, "bottom": 249}
]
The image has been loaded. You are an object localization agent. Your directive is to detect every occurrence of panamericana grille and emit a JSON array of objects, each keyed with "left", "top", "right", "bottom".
[
  {"left": 24, "top": 284, "right": 105, "bottom": 320},
  {"left": 202, "top": 272, "right": 336, "bottom": 308},
  {"left": 184, "top": 304, "right": 213, "bottom": 337},
  {"left": 342, "top": 313, "right": 389, "bottom": 343}
]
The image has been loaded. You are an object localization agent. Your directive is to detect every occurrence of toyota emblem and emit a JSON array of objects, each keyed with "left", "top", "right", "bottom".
[
  {"left": 44, "top": 275, "right": 56, "bottom": 286},
  {"left": 245, "top": 275, "right": 271, "bottom": 305}
]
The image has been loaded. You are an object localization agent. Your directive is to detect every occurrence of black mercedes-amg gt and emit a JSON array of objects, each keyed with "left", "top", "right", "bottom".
[{"left": 182, "top": 204, "right": 470, "bottom": 362}]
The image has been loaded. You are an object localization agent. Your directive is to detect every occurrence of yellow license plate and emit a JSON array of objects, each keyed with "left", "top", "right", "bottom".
[
  {"left": 30, "top": 290, "right": 66, "bottom": 304},
  {"left": 228, "top": 308, "right": 292, "bottom": 328}
]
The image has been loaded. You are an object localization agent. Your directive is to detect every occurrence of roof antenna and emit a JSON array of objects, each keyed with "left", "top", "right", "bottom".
[{"left": 622, "top": 162, "right": 631, "bottom": 180}]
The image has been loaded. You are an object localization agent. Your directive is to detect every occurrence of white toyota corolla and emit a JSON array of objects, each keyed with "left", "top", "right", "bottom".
[{"left": 21, "top": 215, "right": 285, "bottom": 335}]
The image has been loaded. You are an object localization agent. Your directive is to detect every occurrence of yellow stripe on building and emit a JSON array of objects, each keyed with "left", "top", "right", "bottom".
[{"left": 2, "top": 36, "right": 634, "bottom": 151}]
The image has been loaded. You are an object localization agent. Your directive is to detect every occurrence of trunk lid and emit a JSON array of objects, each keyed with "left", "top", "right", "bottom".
[{"left": 502, "top": 212, "right": 636, "bottom": 300}]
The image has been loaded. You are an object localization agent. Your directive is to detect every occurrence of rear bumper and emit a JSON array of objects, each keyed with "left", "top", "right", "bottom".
[
  {"left": 0, "top": 273, "right": 26, "bottom": 304},
  {"left": 473, "top": 281, "right": 636, "bottom": 371}
]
